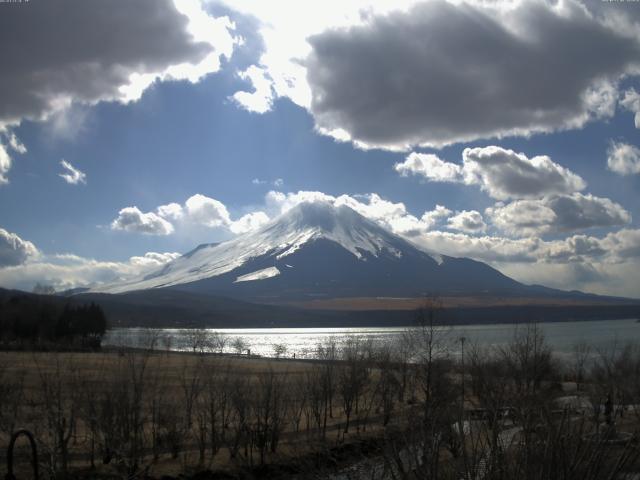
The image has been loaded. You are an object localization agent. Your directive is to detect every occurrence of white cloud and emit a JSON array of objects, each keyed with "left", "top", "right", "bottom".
[
  {"left": 395, "top": 153, "right": 463, "bottom": 183},
  {"left": 620, "top": 88, "right": 640, "bottom": 128},
  {"left": 184, "top": 194, "right": 232, "bottom": 228},
  {"left": 0, "top": 143, "right": 10, "bottom": 185},
  {"left": 404, "top": 226, "right": 640, "bottom": 297},
  {"left": 600, "top": 228, "right": 640, "bottom": 261},
  {"left": 0, "top": 131, "right": 28, "bottom": 184},
  {"left": 421, "top": 205, "right": 453, "bottom": 229},
  {"left": 0, "top": 250, "right": 180, "bottom": 292},
  {"left": 116, "top": 194, "right": 272, "bottom": 236},
  {"left": 229, "top": 211, "right": 270, "bottom": 234},
  {"left": 7, "top": 188, "right": 640, "bottom": 297},
  {"left": 0, "top": 228, "right": 39, "bottom": 267},
  {"left": 410, "top": 230, "right": 542, "bottom": 264},
  {"left": 111, "top": 207, "right": 174, "bottom": 235},
  {"left": 265, "top": 190, "right": 337, "bottom": 214},
  {"left": 607, "top": 141, "right": 640, "bottom": 175},
  {"left": 494, "top": 228, "right": 640, "bottom": 297},
  {"left": 252, "top": 177, "right": 284, "bottom": 187},
  {"left": 487, "top": 193, "right": 631, "bottom": 236},
  {"left": 59, "top": 160, "right": 87, "bottom": 185},
  {"left": 232, "top": 66, "right": 274, "bottom": 113},
  {"left": 396, "top": 146, "right": 586, "bottom": 200},
  {"left": 0, "top": 0, "right": 238, "bottom": 128},
  {"left": 447, "top": 210, "right": 487, "bottom": 234},
  {"left": 129, "top": 251, "right": 182, "bottom": 268},
  {"left": 156, "top": 202, "right": 184, "bottom": 221},
  {"left": 225, "top": 0, "right": 640, "bottom": 150},
  {"left": 336, "top": 193, "right": 407, "bottom": 222},
  {"left": 7, "top": 133, "right": 26, "bottom": 154},
  {"left": 462, "top": 146, "right": 586, "bottom": 200},
  {"left": 264, "top": 190, "right": 454, "bottom": 238},
  {"left": 42, "top": 105, "right": 92, "bottom": 142}
]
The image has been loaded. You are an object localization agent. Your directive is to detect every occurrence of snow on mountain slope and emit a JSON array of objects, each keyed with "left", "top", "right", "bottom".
[
  {"left": 234, "top": 267, "right": 280, "bottom": 283},
  {"left": 95, "top": 202, "right": 428, "bottom": 294}
]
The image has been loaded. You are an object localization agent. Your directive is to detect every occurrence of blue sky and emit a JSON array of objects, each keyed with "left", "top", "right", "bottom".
[{"left": 1, "top": 0, "right": 640, "bottom": 297}]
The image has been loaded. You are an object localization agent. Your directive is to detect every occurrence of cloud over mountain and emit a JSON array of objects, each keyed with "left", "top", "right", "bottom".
[{"left": 0, "top": 250, "right": 181, "bottom": 292}]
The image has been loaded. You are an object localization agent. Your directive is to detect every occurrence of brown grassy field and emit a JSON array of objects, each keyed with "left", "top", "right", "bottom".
[
  {"left": 280, "top": 295, "right": 634, "bottom": 311},
  {"left": 3, "top": 325, "right": 640, "bottom": 479},
  {"left": 0, "top": 348, "right": 402, "bottom": 479}
]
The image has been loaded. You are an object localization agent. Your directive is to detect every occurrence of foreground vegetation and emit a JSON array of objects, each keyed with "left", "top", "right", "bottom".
[{"left": 2, "top": 313, "right": 640, "bottom": 479}]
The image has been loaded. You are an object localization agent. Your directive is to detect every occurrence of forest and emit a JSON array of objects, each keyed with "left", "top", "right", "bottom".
[{"left": 0, "top": 293, "right": 107, "bottom": 349}]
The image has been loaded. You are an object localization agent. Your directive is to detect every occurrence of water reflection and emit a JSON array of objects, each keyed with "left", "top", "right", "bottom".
[{"left": 102, "top": 318, "right": 640, "bottom": 359}]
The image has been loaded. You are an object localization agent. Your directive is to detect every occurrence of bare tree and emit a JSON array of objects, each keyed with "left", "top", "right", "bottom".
[
  {"left": 338, "top": 336, "right": 370, "bottom": 434},
  {"left": 384, "top": 300, "right": 458, "bottom": 479},
  {"left": 93, "top": 350, "right": 154, "bottom": 477},
  {"left": 180, "top": 356, "right": 205, "bottom": 430},
  {"left": 0, "top": 355, "right": 25, "bottom": 438},
  {"left": 374, "top": 342, "right": 399, "bottom": 426},
  {"left": 227, "top": 375, "right": 251, "bottom": 461},
  {"left": 209, "top": 331, "right": 228, "bottom": 354},
  {"left": 303, "top": 366, "right": 327, "bottom": 439},
  {"left": 33, "top": 354, "right": 79, "bottom": 477},
  {"left": 272, "top": 343, "right": 287, "bottom": 359},
  {"left": 231, "top": 337, "right": 248, "bottom": 355},
  {"left": 573, "top": 340, "right": 592, "bottom": 391},
  {"left": 184, "top": 328, "right": 210, "bottom": 354},
  {"left": 252, "top": 369, "right": 288, "bottom": 464}
]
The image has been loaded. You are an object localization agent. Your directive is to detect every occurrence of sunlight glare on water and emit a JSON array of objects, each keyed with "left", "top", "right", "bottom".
[{"left": 102, "top": 318, "right": 640, "bottom": 359}]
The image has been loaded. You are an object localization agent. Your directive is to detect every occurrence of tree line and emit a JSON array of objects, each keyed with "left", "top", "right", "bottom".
[{"left": 0, "top": 293, "right": 107, "bottom": 348}]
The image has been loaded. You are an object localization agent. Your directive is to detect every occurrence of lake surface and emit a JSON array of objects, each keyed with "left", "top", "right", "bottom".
[{"left": 102, "top": 318, "right": 640, "bottom": 360}]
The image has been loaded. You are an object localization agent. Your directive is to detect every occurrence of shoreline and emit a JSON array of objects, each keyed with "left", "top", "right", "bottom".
[{"left": 105, "top": 314, "right": 640, "bottom": 331}]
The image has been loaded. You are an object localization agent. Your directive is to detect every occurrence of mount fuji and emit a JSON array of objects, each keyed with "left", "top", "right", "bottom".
[{"left": 95, "top": 201, "right": 541, "bottom": 301}]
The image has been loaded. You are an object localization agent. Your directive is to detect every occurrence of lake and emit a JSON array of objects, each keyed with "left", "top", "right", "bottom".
[{"left": 102, "top": 318, "right": 640, "bottom": 359}]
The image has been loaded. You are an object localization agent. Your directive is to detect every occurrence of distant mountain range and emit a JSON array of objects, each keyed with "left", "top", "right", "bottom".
[
  {"left": 4, "top": 202, "right": 638, "bottom": 329},
  {"left": 94, "top": 201, "right": 574, "bottom": 300}
]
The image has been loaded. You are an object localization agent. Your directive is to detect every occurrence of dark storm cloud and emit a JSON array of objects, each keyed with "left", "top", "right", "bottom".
[
  {"left": 0, "top": 0, "right": 215, "bottom": 125},
  {"left": 306, "top": 0, "right": 640, "bottom": 149}
]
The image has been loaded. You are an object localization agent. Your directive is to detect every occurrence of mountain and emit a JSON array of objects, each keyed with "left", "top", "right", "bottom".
[{"left": 95, "top": 201, "right": 547, "bottom": 301}]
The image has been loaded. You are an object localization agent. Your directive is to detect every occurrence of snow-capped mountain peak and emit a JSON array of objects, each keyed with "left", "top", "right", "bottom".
[
  {"left": 263, "top": 202, "right": 403, "bottom": 260},
  {"left": 94, "top": 201, "right": 522, "bottom": 299},
  {"left": 96, "top": 202, "right": 407, "bottom": 293}
]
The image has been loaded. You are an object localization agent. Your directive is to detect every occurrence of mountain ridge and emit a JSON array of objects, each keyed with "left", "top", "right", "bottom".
[
  {"left": 93, "top": 202, "right": 536, "bottom": 299},
  {"left": 91, "top": 201, "right": 601, "bottom": 303}
]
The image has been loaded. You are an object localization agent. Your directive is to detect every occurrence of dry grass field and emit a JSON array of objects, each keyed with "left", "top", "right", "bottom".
[
  {"left": 0, "top": 347, "right": 408, "bottom": 479},
  {"left": 281, "top": 295, "right": 635, "bottom": 311},
  {"left": 3, "top": 324, "right": 640, "bottom": 479}
]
